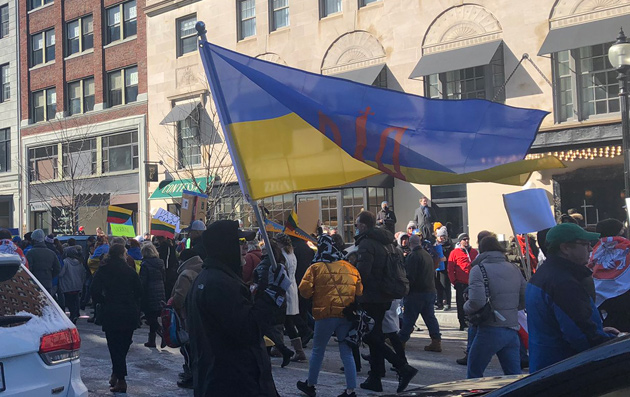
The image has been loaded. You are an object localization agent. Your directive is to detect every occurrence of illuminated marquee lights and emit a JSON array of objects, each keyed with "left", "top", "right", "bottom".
[{"left": 526, "top": 145, "right": 622, "bottom": 162}]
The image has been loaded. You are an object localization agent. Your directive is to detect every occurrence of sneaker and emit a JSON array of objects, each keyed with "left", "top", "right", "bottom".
[
  {"left": 456, "top": 353, "right": 468, "bottom": 366},
  {"left": 397, "top": 365, "right": 418, "bottom": 393},
  {"left": 360, "top": 376, "right": 383, "bottom": 392},
  {"left": 337, "top": 391, "right": 356, "bottom": 397},
  {"left": 443, "top": 305, "right": 451, "bottom": 311},
  {"left": 297, "top": 380, "right": 316, "bottom": 397}
]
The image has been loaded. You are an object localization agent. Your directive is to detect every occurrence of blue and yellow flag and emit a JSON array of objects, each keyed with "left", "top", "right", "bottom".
[{"left": 199, "top": 41, "right": 563, "bottom": 200}]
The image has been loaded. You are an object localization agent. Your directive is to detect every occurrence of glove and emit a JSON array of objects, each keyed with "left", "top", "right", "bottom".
[{"left": 265, "top": 264, "right": 291, "bottom": 308}]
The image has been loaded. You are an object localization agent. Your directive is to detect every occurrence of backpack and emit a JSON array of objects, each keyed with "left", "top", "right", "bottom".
[
  {"left": 381, "top": 244, "right": 410, "bottom": 299},
  {"left": 160, "top": 303, "right": 189, "bottom": 348}
]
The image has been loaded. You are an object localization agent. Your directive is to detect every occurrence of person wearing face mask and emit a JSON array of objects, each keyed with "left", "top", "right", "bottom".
[
  {"left": 526, "top": 223, "right": 619, "bottom": 372},
  {"left": 448, "top": 233, "right": 478, "bottom": 331},
  {"left": 376, "top": 201, "right": 397, "bottom": 235}
]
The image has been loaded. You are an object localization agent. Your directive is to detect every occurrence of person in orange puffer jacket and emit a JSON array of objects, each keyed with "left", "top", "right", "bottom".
[
  {"left": 448, "top": 233, "right": 478, "bottom": 331},
  {"left": 297, "top": 234, "right": 363, "bottom": 397}
]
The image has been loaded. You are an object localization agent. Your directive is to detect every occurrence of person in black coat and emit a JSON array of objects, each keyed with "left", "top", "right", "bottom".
[
  {"left": 139, "top": 243, "right": 166, "bottom": 348},
  {"left": 186, "top": 220, "right": 286, "bottom": 397},
  {"left": 91, "top": 243, "right": 142, "bottom": 393},
  {"left": 156, "top": 236, "right": 179, "bottom": 298},
  {"left": 290, "top": 235, "right": 316, "bottom": 332}
]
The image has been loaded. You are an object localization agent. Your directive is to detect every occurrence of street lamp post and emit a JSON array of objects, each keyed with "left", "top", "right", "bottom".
[{"left": 609, "top": 28, "right": 630, "bottom": 198}]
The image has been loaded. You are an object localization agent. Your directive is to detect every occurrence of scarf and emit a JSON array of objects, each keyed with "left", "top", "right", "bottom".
[{"left": 312, "top": 234, "right": 344, "bottom": 263}]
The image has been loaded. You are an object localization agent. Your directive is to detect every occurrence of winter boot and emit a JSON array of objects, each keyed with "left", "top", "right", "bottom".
[
  {"left": 424, "top": 338, "right": 442, "bottom": 352},
  {"left": 456, "top": 352, "right": 468, "bottom": 365},
  {"left": 144, "top": 332, "right": 156, "bottom": 348},
  {"left": 109, "top": 373, "right": 117, "bottom": 387},
  {"left": 279, "top": 344, "right": 295, "bottom": 368},
  {"left": 397, "top": 364, "right": 419, "bottom": 393},
  {"left": 290, "top": 338, "right": 307, "bottom": 362},
  {"left": 110, "top": 378, "right": 127, "bottom": 393},
  {"left": 296, "top": 379, "right": 316, "bottom": 397},
  {"left": 360, "top": 375, "right": 383, "bottom": 392}
]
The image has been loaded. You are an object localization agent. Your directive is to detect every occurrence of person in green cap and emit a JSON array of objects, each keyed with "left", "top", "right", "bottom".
[{"left": 526, "top": 222, "right": 619, "bottom": 372}]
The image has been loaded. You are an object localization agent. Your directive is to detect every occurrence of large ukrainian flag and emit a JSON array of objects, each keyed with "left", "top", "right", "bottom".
[{"left": 199, "top": 40, "right": 563, "bottom": 200}]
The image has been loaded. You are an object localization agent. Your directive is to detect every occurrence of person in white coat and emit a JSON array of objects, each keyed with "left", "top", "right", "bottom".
[{"left": 275, "top": 233, "right": 314, "bottom": 362}]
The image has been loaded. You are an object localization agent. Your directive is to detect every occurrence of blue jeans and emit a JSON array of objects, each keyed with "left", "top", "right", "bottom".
[
  {"left": 467, "top": 326, "right": 521, "bottom": 379},
  {"left": 308, "top": 317, "right": 356, "bottom": 389},
  {"left": 399, "top": 292, "right": 442, "bottom": 342}
]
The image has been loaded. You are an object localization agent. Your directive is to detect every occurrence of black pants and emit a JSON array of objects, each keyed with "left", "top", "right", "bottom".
[
  {"left": 180, "top": 342, "right": 191, "bottom": 376},
  {"left": 298, "top": 296, "right": 314, "bottom": 330},
  {"left": 362, "top": 302, "right": 407, "bottom": 375},
  {"left": 105, "top": 329, "right": 134, "bottom": 379},
  {"left": 285, "top": 314, "right": 311, "bottom": 340},
  {"left": 454, "top": 283, "right": 468, "bottom": 328},
  {"left": 435, "top": 272, "right": 451, "bottom": 307},
  {"left": 385, "top": 331, "right": 407, "bottom": 365},
  {"left": 64, "top": 292, "right": 80, "bottom": 321},
  {"left": 145, "top": 310, "right": 161, "bottom": 337}
]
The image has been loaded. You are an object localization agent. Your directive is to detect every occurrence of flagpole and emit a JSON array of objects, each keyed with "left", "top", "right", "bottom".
[{"left": 196, "top": 22, "right": 278, "bottom": 270}]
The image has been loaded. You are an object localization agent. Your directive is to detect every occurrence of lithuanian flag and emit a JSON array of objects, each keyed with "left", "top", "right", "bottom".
[
  {"left": 107, "top": 206, "right": 133, "bottom": 224},
  {"left": 285, "top": 210, "right": 298, "bottom": 231},
  {"left": 198, "top": 41, "right": 564, "bottom": 200},
  {"left": 150, "top": 218, "right": 176, "bottom": 239}
]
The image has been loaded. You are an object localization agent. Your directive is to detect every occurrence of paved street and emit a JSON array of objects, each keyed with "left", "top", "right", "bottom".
[{"left": 77, "top": 309, "right": 517, "bottom": 396}]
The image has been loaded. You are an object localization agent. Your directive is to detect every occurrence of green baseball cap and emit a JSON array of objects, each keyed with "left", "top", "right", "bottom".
[{"left": 545, "top": 223, "right": 600, "bottom": 250}]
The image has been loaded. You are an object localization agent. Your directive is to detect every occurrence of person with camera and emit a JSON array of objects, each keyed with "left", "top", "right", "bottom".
[{"left": 464, "top": 235, "right": 526, "bottom": 379}]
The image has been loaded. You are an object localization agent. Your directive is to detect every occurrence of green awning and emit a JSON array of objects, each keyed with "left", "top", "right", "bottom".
[{"left": 149, "top": 178, "right": 212, "bottom": 200}]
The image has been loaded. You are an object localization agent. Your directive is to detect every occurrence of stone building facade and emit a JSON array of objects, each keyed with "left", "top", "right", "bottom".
[{"left": 144, "top": 0, "right": 629, "bottom": 242}]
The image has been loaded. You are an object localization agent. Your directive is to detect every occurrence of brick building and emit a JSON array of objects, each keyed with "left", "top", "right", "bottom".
[{"left": 19, "top": 0, "right": 149, "bottom": 235}]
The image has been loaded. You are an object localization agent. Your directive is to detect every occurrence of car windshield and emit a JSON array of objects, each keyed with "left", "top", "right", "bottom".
[{"left": 0, "top": 266, "right": 48, "bottom": 327}]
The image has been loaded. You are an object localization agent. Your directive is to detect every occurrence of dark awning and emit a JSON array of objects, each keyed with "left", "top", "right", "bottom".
[
  {"left": 331, "top": 64, "right": 385, "bottom": 85},
  {"left": 538, "top": 15, "right": 630, "bottom": 55},
  {"left": 160, "top": 102, "right": 199, "bottom": 125},
  {"left": 409, "top": 40, "right": 503, "bottom": 78}
]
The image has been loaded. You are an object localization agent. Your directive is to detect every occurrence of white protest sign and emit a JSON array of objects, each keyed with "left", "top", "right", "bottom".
[
  {"left": 153, "top": 207, "right": 181, "bottom": 233},
  {"left": 503, "top": 188, "right": 556, "bottom": 235}
]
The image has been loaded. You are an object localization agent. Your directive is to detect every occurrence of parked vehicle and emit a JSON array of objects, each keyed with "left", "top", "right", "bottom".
[
  {"left": 0, "top": 254, "right": 88, "bottom": 396},
  {"left": 391, "top": 334, "right": 630, "bottom": 397},
  {"left": 56, "top": 235, "right": 95, "bottom": 255}
]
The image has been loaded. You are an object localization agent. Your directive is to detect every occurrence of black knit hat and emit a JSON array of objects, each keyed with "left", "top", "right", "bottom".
[{"left": 595, "top": 218, "right": 624, "bottom": 238}]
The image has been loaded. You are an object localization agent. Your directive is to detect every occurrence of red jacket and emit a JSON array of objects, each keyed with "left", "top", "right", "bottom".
[
  {"left": 242, "top": 250, "right": 263, "bottom": 285},
  {"left": 448, "top": 246, "right": 478, "bottom": 285}
]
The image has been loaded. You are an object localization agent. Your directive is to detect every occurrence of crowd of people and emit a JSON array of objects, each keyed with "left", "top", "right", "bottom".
[{"left": 1, "top": 195, "right": 629, "bottom": 396}]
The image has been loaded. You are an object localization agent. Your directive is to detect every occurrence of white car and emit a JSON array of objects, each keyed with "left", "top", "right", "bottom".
[{"left": 0, "top": 253, "right": 88, "bottom": 396}]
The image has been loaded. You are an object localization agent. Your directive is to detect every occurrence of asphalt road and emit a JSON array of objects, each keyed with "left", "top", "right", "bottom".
[{"left": 77, "top": 309, "right": 517, "bottom": 396}]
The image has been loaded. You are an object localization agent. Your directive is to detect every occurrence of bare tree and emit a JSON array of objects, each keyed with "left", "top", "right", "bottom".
[
  {"left": 23, "top": 117, "right": 123, "bottom": 234},
  {"left": 149, "top": 71, "right": 250, "bottom": 225}
]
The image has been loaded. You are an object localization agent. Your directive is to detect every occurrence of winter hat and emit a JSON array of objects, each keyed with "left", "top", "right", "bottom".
[
  {"left": 406, "top": 221, "right": 417, "bottom": 230},
  {"left": 45, "top": 235, "right": 54, "bottom": 244},
  {"left": 436, "top": 226, "right": 448, "bottom": 238},
  {"left": 433, "top": 222, "right": 443, "bottom": 233},
  {"left": 596, "top": 218, "right": 624, "bottom": 238},
  {"left": 408, "top": 234, "right": 421, "bottom": 248},
  {"left": 457, "top": 233, "right": 470, "bottom": 242},
  {"left": 190, "top": 220, "right": 206, "bottom": 231},
  {"left": 32, "top": 229, "right": 45, "bottom": 242},
  {"left": 12, "top": 236, "right": 21, "bottom": 244}
]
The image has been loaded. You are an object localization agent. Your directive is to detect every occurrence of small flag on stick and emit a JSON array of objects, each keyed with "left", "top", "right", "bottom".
[
  {"left": 150, "top": 218, "right": 176, "bottom": 239},
  {"left": 107, "top": 206, "right": 133, "bottom": 224}
]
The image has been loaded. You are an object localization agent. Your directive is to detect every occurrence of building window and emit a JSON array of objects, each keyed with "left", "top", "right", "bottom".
[
  {"left": 63, "top": 139, "right": 96, "bottom": 177},
  {"left": 106, "top": 0, "right": 137, "bottom": 44},
  {"left": 1, "top": 4, "right": 9, "bottom": 38},
  {"left": 0, "top": 64, "right": 9, "bottom": 102},
  {"left": 177, "top": 106, "right": 202, "bottom": 168},
  {"left": 238, "top": 0, "right": 256, "bottom": 40},
  {"left": 67, "top": 77, "right": 94, "bottom": 116},
  {"left": 270, "top": 0, "right": 289, "bottom": 31},
  {"left": 425, "top": 44, "right": 505, "bottom": 103},
  {"left": 29, "top": 0, "right": 53, "bottom": 11},
  {"left": 320, "top": 0, "right": 342, "bottom": 18},
  {"left": 342, "top": 188, "right": 367, "bottom": 243},
  {"left": 107, "top": 66, "right": 138, "bottom": 107},
  {"left": 372, "top": 67, "right": 387, "bottom": 89},
  {"left": 0, "top": 128, "right": 9, "bottom": 173},
  {"left": 31, "top": 28, "right": 55, "bottom": 67},
  {"left": 31, "top": 88, "right": 56, "bottom": 123},
  {"left": 66, "top": 15, "right": 93, "bottom": 56},
  {"left": 29, "top": 145, "right": 58, "bottom": 181},
  {"left": 553, "top": 43, "right": 618, "bottom": 123},
  {"left": 102, "top": 131, "right": 138, "bottom": 173},
  {"left": 177, "top": 15, "right": 197, "bottom": 56},
  {"left": 359, "top": 0, "right": 380, "bottom": 6}
]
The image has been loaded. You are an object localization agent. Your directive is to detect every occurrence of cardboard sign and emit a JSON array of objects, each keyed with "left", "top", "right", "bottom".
[
  {"left": 180, "top": 190, "right": 208, "bottom": 228},
  {"left": 297, "top": 200, "right": 320, "bottom": 236},
  {"left": 503, "top": 189, "right": 556, "bottom": 235},
  {"left": 153, "top": 208, "right": 180, "bottom": 233},
  {"left": 110, "top": 223, "right": 135, "bottom": 237}
]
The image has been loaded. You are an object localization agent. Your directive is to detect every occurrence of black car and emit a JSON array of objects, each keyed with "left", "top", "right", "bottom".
[
  {"left": 392, "top": 334, "right": 630, "bottom": 397},
  {"left": 56, "top": 235, "right": 95, "bottom": 254}
]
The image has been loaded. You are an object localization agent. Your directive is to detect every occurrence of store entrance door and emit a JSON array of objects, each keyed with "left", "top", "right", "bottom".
[
  {"left": 295, "top": 191, "right": 342, "bottom": 234},
  {"left": 432, "top": 202, "right": 468, "bottom": 238}
]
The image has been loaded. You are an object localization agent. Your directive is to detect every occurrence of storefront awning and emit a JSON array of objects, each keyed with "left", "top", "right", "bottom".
[
  {"left": 160, "top": 102, "right": 200, "bottom": 125},
  {"left": 149, "top": 177, "right": 212, "bottom": 200},
  {"left": 331, "top": 64, "right": 385, "bottom": 85},
  {"left": 538, "top": 15, "right": 630, "bottom": 55},
  {"left": 409, "top": 40, "right": 503, "bottom": 78}
]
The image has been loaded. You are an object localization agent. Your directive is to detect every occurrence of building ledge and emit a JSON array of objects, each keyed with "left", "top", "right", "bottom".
[
  {"left": 103, "top": 35, "right": 137, "bottom": 50},
  {"left": 27, "top": 2, "right": 54, "bottom": 15},
  {"left": 29, "top": 60, "right": 55, "bottom": 72},
  {"left": 532, "top": 121, "right": 622, "bottom": 151},
  {"left": 64, "top": 48, "right": 94, "bottom": 62},
  {"left": 145, "top": 0, "right": 201, "bottom": 17}
]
